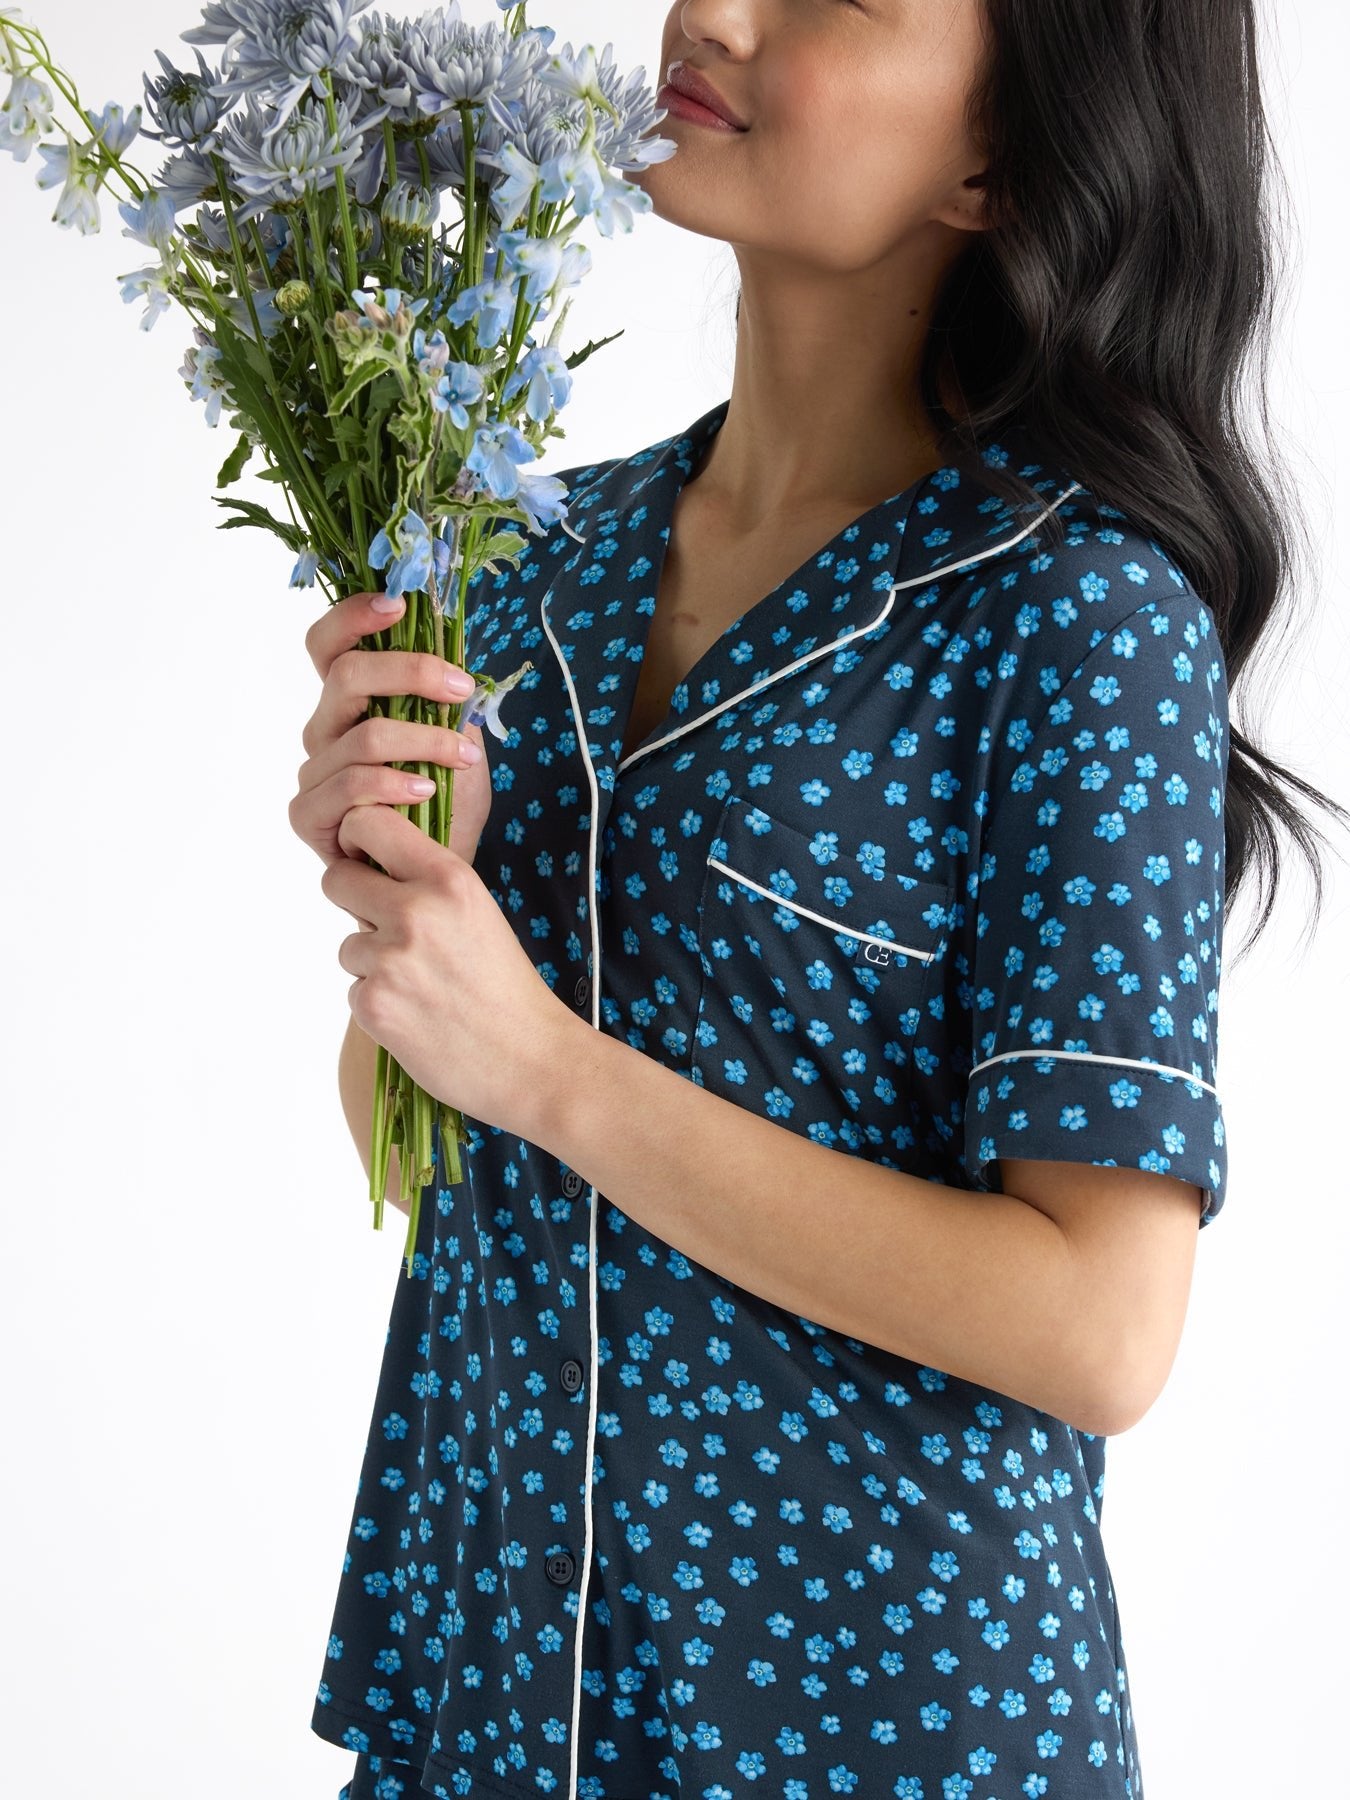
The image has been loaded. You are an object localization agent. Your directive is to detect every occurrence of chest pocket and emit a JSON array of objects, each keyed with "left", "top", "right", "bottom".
[{"left": 690, "top": 793, "right": 953, "bottom": 1133}]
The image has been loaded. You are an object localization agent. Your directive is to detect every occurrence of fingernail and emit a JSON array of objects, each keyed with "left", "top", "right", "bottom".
[{"left": 372, "top": 593, "right": 404, "bottom": 613}]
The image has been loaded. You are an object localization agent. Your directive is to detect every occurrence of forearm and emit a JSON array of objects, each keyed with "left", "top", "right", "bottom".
[
  {"left": 529, "top": 1018, "right": 1118, "bottom": 1435},
  {"left": 339, "top": 1015, "right": 411, "bottom": 1216}
]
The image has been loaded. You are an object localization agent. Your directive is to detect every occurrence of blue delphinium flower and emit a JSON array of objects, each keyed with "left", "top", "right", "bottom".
[
  {"left": 502, "top": 342, "right": 572, "bottom": 425},
  {"left": 494, "top": 226, "right": 564, "bottom": 306},
  {"left": 464, "top": 419, "right": 538, "bottom": 505},
  {"left": 511, "top": 467, "right": 572, "bottom": 539},
  {"left": 118, "top": 187, "right": 177, "bottom": 248},
  {"left": 178, "top": 326, "right": 235, "bottom": 426},
  {"left": 118, "top": 258, "right": 176, "bottom": 329},
  {"left": 411, "top": 327, "right": 484, "bottom": 429},
  {"left": 222, "top": 283, "right": 284, "bottom": 341},
  {"left": 461, "top": 659, "right": 532, "bottom": 744},
  {"left": 0, "top": 70, "right": 54, "bottom": 161},
  {"left": 204, "top": 0, "right": 377, "bottom": 135},
  {"left": 445, "top": 274, "right": 516, "bottom": 352},
  {"left": 346, "top": 283, "right": 428, "bottom": 329},
  {"left": 289, "top": 546, "right": 319, "bottom": 587},
  {"left": 34, "top": 131, "right": 102, "bottom": 232},
  {"left": 368, "top": 509, "right": 437, "bottom": 598},
  {"left": 88, "top": 100, "right": 143, "bottom": 157}
]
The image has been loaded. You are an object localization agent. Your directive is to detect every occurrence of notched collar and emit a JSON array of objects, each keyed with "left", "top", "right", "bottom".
[{"left": 535, "top": 401, "right": 1084, "bottom": 852}]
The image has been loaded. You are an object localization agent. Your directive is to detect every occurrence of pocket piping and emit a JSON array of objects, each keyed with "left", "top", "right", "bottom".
[{"left": 705, "top": 853, "right": 941, "bottom": 966}]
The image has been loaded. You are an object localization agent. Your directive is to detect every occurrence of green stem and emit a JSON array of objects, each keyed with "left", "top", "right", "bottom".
[
  {"left": 321, "top": 72, "right": 360, "bottom": 293},
  {"left": 210, "top": 154, "right": 265, "bottom": 348},
  {"left": 458, "top": 102, "right": 476, "bottom": 283}
]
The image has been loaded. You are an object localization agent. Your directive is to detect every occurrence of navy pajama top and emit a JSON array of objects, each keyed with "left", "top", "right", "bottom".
[{"left": 310, "top": 396, "right": 1230, "bottom": 1800}]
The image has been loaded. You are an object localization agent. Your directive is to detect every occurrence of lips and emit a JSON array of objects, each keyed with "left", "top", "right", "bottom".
[{"left": 664, "top": 61, "right": 749, "bottom": 131}]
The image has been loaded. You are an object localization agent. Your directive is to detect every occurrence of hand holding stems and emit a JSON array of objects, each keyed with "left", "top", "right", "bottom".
[
  {"left": 290, "top": 589, "right": 581, "bottom": 1236},
  {"left": 290, "top": 587, "right": 494, "bottom": 1244},
  {"left": 289, "top": 588, "right": 492, "bottom": 875}
]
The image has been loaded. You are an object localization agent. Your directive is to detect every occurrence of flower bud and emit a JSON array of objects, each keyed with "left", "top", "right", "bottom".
[
  {"left": 380, "top": 180, "right": 436, "bottom": 242},
  {"left": 350, "top": 205, "right": 377, "bottom": 252},
  {"left": 275, "top": 278, "right": 311, "bottom": 316}
]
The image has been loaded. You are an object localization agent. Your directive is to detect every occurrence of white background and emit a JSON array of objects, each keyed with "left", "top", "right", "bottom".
[{"left": 0, "top": 2, "right": 1345, "bottom": 1794}]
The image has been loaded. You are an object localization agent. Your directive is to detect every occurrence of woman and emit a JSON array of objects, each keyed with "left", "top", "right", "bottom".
[{"left": 294, "top": 3, "right": 1345, "bottom": 1797}]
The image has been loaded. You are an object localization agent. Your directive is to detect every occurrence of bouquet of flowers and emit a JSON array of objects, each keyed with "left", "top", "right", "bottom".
[{"left": 0, "top": 0, "right": 675, "bottom": 1271}]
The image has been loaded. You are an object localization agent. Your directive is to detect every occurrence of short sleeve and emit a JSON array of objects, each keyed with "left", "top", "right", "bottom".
[{"left": 964, "top": 590, "right": 1230, "bottom": 1225}]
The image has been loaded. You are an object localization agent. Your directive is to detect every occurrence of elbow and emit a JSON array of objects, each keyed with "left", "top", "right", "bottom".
[{"left": 1071, "top": 1340, "right": 1175, "bottom": 1439}]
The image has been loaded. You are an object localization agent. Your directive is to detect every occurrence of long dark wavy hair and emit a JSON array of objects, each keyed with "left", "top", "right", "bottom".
[{"left": 733, "top": 0, "right": 1346, "bottom": 963}]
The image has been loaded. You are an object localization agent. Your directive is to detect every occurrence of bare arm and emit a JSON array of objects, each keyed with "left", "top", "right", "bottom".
[
  {"left": 527, "top": 1016, "right": 1203, "bottom": 1437},
  {"left": 338, "top": 1013, "right": 411, "bottom": 1216}
]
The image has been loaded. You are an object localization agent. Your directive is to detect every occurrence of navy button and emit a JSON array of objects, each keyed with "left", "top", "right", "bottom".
[
  {"left": 573, "top": 974, "right": 590, "bottom": 1008},
  {"left": 545, "top": 1550, "right": 575, "bottom": 1586},
  {"left": 561, "top": 1169, "right": 585, "bottom": 1198},
  {"left": 559, "top": 1357, "right": 584, "bottom": 1394}
]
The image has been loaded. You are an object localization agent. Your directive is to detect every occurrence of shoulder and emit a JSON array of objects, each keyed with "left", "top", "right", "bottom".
[{"left": 916, "top": 430, "right": 1227, "bottom": 725}]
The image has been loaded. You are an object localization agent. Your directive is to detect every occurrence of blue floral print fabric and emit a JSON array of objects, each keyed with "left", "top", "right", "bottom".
[{"left": 310, "top": 397, "right": 1230, "bottom": 1800}]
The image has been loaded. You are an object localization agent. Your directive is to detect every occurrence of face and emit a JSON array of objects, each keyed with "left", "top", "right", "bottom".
[{"left": 631, "top": 0, "right": 993, "bottom": 275}]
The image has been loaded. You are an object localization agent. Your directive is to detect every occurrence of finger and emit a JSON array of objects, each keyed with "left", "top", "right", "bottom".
[
  {"left": 296, "top": 708, "right": 483, "bottom": 798},
  {"left": 320, "top": 845, "right": 398, "bottom": 924},
  {"left": 336, "top": 930, "right": 377, "bottom": 981},
  {"left": 337, "top": 797, "right": 453, "bottom": 882},
  {"left": 303, "top": 590, "right": 407, "bottom": 683},
  {"left": 303, "top": 645, "right": 480, "bottom": 767}
]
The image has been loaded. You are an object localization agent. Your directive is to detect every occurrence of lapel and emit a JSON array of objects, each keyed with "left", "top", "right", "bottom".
[{"left": 537, "top": 399, "right": 1083, "bottom": 896}]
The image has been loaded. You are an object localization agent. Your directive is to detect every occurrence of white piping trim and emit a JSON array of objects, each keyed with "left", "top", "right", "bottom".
[
  {"left": 707, "top": 855, "right": 939, "bottom": 963},
  {"left": 538, "top": 587, "right": 602, "bottom": 1800},
  {"left": 969, "top": 1045, "right": 1220, "bottom": 1100},
  {"left": 615, "top": 481, "right": 1083, "bottom": 775},
  {"left": 618, "top": 585, "right": 900, "bottom": 772}
]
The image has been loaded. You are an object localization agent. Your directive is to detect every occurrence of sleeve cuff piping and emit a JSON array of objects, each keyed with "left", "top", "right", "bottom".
[{"left": 968, "top": 1046, "right": 1220, "bottom": 1102}]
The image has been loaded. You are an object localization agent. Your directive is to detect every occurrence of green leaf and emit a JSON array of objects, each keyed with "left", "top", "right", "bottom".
[
  {"left": 477, "top": 530, "right": 529, "bottom": 569},
  {"left": 216, "top": 433, "right": 253, "bottom": 489},
  {"left": 322, "top": 458, "right": 366, "bottom": 498},
  {"left": 212, "top": 495, "right": 309, "bottom": 553},
  {"left": 564, "top": 328, "right": 624, "bottom": 372},
  {"left": 328, "top": 359, "right": 388, "bottom": 418}
]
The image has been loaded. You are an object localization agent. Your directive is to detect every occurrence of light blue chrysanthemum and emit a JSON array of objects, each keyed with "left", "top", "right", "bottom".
[
  {"left": 216, "top": 89, "right": 362, "bottom": 220},
  {"left": 150, "top": 144, "right": 218, "bottom": 213},
  {"left": 403, "top": 14, "right": 542, "bottom": 118},
  {"left": 180, "top": 0, "right": 258, "bottom": 44},
  {"left": 139, "top": 47, "right": 234, "bottom": 152},
  {"left": 205, "top": 0, "right": 377, "bottom": 135}
]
